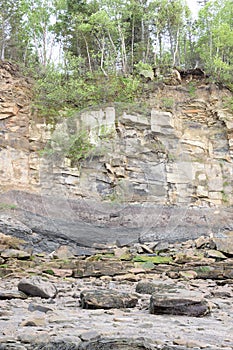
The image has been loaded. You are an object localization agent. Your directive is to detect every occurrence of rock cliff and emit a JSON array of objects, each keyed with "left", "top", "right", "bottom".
[
  {"left": 0, "top": 62, "right": 232, "bottom": 247},
  {"left": 1, "top": 62, "right": 232, "bottom": 206}
]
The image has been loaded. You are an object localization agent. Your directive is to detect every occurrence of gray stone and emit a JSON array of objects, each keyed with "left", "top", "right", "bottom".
[
  {"left": 1, "top": 249, "right": 31, "bottom": 259},
  {"left": 18, "top": 277, "right": 57, "bottom": 299},
  {"left": 78, "top": 337, "right": 156, "bottom": 350},
  {"left": 28, "top": 303, "right": 53, "bottom": 313},
  {"left": 204, "top": 250, "right": 228, "bottom": 260},
  {"left": 151, "top": 110, "right": 175, "bottom": 135},
  {"left": 20, "top": 317, "right": 46, "bottom": 327},
  {"left": 136, "top": 282, "right": 156, "bottom": 295},
  {"left": 213, "top": 231, "right": 233, "bottom": 255},
  {"left": 1, "top": 192, "right": 233, "bottom": 252},
  {"left": 0, "top": 290, "right": 27, "bottom": 300},
  {"left": 80, "top": 289, "right": 138, "bottom": 309},
  {"left": 150, "top": 293, "right": 210, "bottom": 317},
  {"left": 0, "top": 345, "right": 27, "bottom": 350},
  {"left": 79, "top": 331, "right": 100, "bottom": 342},
  {"left": 122, "top": 113, "right": 150, "bottom": 128},
  {"left": 52, "top": 245, "right": 74, "bottom": 259}
]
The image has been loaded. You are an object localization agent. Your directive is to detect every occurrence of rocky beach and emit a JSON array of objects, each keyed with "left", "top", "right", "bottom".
[{"left": 0, "top": 216, "right": 233, "bottom": 350}]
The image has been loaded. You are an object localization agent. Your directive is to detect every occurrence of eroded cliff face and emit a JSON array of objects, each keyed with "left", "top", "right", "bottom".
[
  {"left": 0, "top": 63, "right": 232, "bottom": 207},
  {"left": 0, "top": 62, "right": 32, "bottom": 191}
]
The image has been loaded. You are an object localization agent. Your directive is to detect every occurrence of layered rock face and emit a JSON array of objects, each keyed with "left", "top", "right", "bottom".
[
  {"left": 37, "top": 87, "right": 233, "bottom": 208},
  {"left": 0, "top": 62, "right": 32, "bottom": 191},
  {"left": 0, "top": 62, "right": 232, "bottom": 208}
]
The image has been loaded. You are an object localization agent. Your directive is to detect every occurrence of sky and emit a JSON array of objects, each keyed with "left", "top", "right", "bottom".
[{"left": 186, "top": 0, "right": 201, "bottom": 18}]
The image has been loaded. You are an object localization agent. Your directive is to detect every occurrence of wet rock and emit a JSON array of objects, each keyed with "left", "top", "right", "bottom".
[
  {"left": 80, "top": 289, "right": 138, "bottom": 309},
  {"left": 18, "top": 277, "right": 57, "bottom": 299},
  {"left": 150, "top": 293, "right": 210, "bottom": 317},
  {"left": 0, "top": 290, "right": 27, "bottom": 299}
]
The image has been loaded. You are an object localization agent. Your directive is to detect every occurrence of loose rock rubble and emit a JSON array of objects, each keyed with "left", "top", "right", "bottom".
[{"left": 0, "top": 233, "right": 233, "bottom": 349}]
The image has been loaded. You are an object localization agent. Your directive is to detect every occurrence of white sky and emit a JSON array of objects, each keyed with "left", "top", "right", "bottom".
[{"left": 186, "top": 0, "right": 201, "bottom": 18}]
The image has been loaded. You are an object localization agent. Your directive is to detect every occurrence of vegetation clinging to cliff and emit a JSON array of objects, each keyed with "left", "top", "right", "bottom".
[{"left": 1, "top": 0, "right": 233, "bottom": 117}]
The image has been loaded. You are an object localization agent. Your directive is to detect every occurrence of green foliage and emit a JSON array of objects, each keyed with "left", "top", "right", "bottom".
[
  {"left": 33, "top": 58, "right": 141, "bottom": 121},
  {"left": 133, "top": 255, "right": 172, "bottom": 264},
  {"left": 0, "top": 203, "right": 17, "bottom": 210},
  {"left": 40, "top": 129, "right": 94, "bottom": 166},
  {"left": 221, "top": 190, "right": 229, "bottom": 204},
  {"left": 188, "top": 82, "right": 196, "bottom": 98},
  {"left": 66, "top": 132, "right": 94, "bottom": 166},
  {"left": 223, "top": 97, "right": 233, "bottom": 113},
  {"left": 1, "top": 0, "right": 233, "bottom": 122},
  {"left": 134, "top": 61, "right": 154, "bottom": 80},
  {"left": 194, "top": 266, "right": 211, "bottom": 273},
  {"left": 161, "top": 97, "right": 175, "bottom": 110},
  {"left": 196, "top": 0, "right": 233, "bottom": 86},
  {"left": 0, "top": 264, "right": 9, "bottom": 268},
  {"left": 43, "top": 269, "right": 55, "bottom": 275}
]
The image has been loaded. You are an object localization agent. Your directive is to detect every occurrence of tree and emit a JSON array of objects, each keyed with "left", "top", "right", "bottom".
[
  {"left": 195, "top": 0, "right": 233, "bottom": 82},
  {"left": 0, "top": 0, "right": 21, "bottom": 60}
]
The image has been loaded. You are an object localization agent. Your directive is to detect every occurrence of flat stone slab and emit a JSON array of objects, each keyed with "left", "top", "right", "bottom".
[
  {"left": 136, "top": 281, "right": 179, "bottom": 295},
  {"left": 18, "top": 277, "right": 57, "bottom": 299},
  {"left": 80, "top": 290, "right": 138, "bottom": 309},
  {"left": 150, "top": 292, "right": 210, "bottom": 317},
  {"left": 73, "top": 260, "right": 134, "bottom": 278},
  {"left": 1, "top": 249, "right": 31, "bottom": 259},
  {"left": 0, "top": 290, "right": 27, "bottom": 299}
]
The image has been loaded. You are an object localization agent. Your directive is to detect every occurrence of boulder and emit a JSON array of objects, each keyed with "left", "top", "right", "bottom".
[
  {"left": 18, "top": 277, "right": 57, "bottom": 299},
  {"left": 150, "top": 293, "right": 210, "bottom": 317}
]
